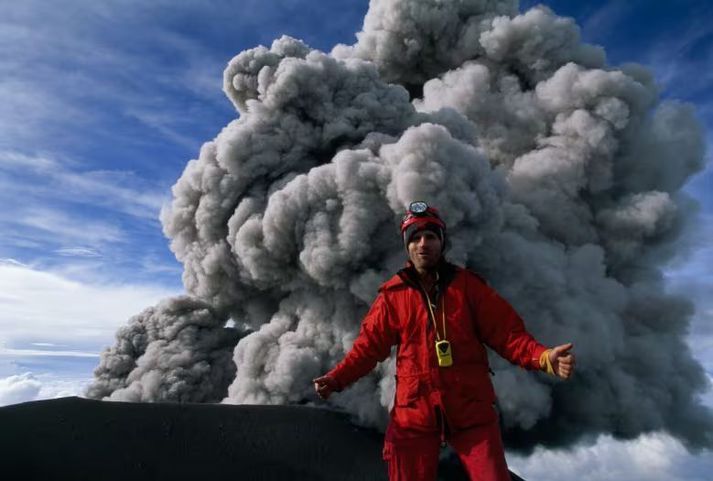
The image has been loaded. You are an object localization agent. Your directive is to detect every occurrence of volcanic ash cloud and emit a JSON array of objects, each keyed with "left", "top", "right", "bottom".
[
  {"left": 88, "top": 0, "right": 711, "bottom": 451},
  {"left": 87, "top": 296, "right": 241, "bottom": 403}
]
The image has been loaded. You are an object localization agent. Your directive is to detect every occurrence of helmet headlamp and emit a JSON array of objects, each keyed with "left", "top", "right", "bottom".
[
  {"left": 409, "top": 201, "right": 428, "bottom": 215},
  {"left": 399, "top": 200, "right": 447, "bottom": 251},
  {"left": 401, "top": 201, "right": 445, "bottom": 226}
]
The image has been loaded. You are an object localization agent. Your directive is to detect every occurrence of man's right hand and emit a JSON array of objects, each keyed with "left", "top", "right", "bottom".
[{"left": 313, "top": 375, "right": 339, "bottom": 400}]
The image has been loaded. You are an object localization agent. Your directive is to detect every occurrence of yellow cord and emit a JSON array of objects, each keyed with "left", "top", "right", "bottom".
[{"left": 420, "top": 279, "right": 446, "bottom": 341}]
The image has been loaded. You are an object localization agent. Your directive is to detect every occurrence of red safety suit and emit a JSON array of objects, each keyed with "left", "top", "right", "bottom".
[{"left": 327, "top": 261, "right": 548, "bottom": 481}]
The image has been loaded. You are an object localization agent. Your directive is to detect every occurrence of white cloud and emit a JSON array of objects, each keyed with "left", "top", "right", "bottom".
[
  {"left": 124, "top": 108, "right": 204, "bottom": 151},
  {"left": 0, "top": 77, "right": 90, "bottom": 148},
  {"left": 35, "top": 376, "right": 90, "bottom": 399},
  {"left": 508, "top": 433, "right": 713, "bottom": 481},
  {"left": 0, "top": 261, "right": 179, "bottom": 351},
  {"left": 10, "top": 207, "right": 125, "bottom": 246},
  {"left": 0, "top": 372, "right": 89, "bottom": 407},
  {"left": 580, "top": 1, "right": 633, "bottom": 42},
  {"left": 0, "top": 373, "right": 42, "bottom": 406},
  {"left": 643, "top": 15, "right": 713, "bottom": 102},
  {"left": 0, "top": 150, "right": 167, "bottom": 221},
  {"left": 0, "top": 150, "right": 172, "bottom": 265},
  {"left": 0, "top": 1, "right": 232, "bottom": 154},
  {"left": 55, "top": 247, "right": 103, "bottom": 258},
  {"left": 0, "top": 348, "right": 98, "bottom": 358},
  {"left": 0, "top": 150, "right": 62, "bottom": 170},
  {"left": 0, "top": 258, "right": 27, "bottom": 267}
]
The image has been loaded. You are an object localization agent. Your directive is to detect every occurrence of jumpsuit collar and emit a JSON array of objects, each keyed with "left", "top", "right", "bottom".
[{"left": 397, "top": 259, "right": 457, "bottom": 293}]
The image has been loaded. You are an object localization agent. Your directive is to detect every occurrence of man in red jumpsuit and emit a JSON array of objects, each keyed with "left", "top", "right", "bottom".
[{"left": 313, "top": 201, "right": 575, "bottom": 481}]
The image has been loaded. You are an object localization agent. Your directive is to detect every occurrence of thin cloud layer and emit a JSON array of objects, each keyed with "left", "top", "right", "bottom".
[
  {"left": 0, "top": 262, "right": 178, "bottom": 349},
  {"left": 89, "top": 0, "right": 711, "bottom": 451}
]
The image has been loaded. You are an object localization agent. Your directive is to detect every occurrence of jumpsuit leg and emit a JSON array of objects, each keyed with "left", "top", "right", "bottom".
[
  {"left": 448, "top": 421, "right": 511, "bottom": 481},
  {"left": 383, "top": 423, "right": 441, "bottom": 481}
]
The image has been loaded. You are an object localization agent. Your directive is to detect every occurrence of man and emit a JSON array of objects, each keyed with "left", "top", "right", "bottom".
[{"left": 313, "top": 201, "right": 575, "bottom": 481}]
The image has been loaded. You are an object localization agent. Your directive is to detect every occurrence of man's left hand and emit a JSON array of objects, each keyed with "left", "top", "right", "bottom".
[{"left": 548, "top": 343, "right": 575, "bottom": 379}]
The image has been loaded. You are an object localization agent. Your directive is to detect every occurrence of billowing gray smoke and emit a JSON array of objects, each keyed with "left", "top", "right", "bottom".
[
  {"left": 88, "top": 296, "right": 242, "bottom": 402},
  {"left": 88, "top": 0, "right": 711, "bottom": 451}
]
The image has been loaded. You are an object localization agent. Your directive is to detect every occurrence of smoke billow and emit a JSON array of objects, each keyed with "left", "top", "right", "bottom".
[
  {"left": 87, "top": 296, "right": 241, "bottom": 403},
  {"left": 88, "top": 0, "right": 711, "bottom": 451}
]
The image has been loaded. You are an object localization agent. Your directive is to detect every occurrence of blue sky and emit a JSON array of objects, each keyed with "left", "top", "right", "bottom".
[{"left": 1, "top": 0, "right": 711, "bottom": 479}]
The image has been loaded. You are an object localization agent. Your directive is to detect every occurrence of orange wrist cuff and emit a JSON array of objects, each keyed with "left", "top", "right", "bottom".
[{"left": 539, "top": 349, "right": 556, "bottom": 376}]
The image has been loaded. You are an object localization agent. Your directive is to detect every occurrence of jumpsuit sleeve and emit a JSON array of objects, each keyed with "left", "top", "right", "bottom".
[
  {"left": 468, "top": 274, "right": 547, "bottom": 371},
  {"left": 326, "top": 293, "right": 398, "bottom": 391}
]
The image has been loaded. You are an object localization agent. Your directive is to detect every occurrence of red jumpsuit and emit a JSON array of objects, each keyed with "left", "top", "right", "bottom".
[{"left": 327, "top": 261, "right": 547, "bottom": 481}]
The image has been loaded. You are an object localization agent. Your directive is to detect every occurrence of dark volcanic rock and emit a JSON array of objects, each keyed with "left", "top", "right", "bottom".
[
  {"left": 1, "top": 397, "right": 384, "bottom": 481},
  {"left": 0, "top": 397, "right": 527, "bottom": 481}
]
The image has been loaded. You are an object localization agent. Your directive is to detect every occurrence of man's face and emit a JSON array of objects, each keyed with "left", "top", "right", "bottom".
[{"left": 407, "top": 229, "right": 442, "bottom": 271}]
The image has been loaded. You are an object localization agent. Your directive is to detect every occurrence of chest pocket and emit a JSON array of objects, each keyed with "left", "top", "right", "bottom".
[
  {"left": 445, "top": 283, "right": 489, "bottom": 365},
  {"left": 396, "top": 291, "right": 426, "bottom": 346},
  {"left": 443, "top": 288, "right": 475, "bottom": 341}
]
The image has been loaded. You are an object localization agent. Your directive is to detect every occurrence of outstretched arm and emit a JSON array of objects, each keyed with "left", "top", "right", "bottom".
[
  {"left": 313, "top": 293, "right": 398, "bottom": 400},
  {"left": 469, "top": 273, "right": 575, "bottom": 378}
]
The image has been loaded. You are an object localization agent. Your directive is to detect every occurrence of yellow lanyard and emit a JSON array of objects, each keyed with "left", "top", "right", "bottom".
[{"left": 420, "top": 282, "right": 447, "bottom": 342}]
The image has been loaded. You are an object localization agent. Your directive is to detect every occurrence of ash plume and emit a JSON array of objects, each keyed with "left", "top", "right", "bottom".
[
  {"left": 87, "top": 296, "right": 242, "bottom": 403},
  {"left": 88, "top": 0, "right": 711, "bottom": 451}
]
